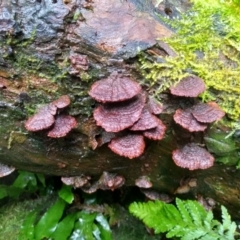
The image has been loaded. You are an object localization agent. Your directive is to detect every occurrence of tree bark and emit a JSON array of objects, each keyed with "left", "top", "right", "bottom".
[{"left": 1, "top": 0, "right": 240, "bottom": 218}]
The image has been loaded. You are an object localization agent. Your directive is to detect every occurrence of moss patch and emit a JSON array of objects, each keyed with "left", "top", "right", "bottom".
[{"left": 139, "top": 0, "right": 240, "bottom": 128}]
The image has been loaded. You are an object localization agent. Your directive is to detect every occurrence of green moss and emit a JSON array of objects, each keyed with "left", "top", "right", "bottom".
[{"left": 139, "top": 0, "right": 240, "bottom": 128}]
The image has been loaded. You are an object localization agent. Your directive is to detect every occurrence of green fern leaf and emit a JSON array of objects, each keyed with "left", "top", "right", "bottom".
[
  {"left": 175, "top": 198, "right": 193, "bottom": 224},
  {"left": 185, "top": 200, "right": 207, "bottom": 226},
  {"left": 129, "top": 199, "right": 238, "bottom": 239}
]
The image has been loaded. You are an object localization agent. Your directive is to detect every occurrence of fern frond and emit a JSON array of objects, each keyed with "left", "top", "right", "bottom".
[{"left": 129, "top": 198, "right": 238, "bottom": 239}]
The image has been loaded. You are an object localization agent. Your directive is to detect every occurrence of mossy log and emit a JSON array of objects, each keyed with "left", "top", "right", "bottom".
[{"left": 1, "top": 0, "right": 240, "bottom": 218}]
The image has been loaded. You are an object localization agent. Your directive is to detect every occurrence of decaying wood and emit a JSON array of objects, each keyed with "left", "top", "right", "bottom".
[{"left": 1, "top": 0, "right": 240, "bottom": 218}]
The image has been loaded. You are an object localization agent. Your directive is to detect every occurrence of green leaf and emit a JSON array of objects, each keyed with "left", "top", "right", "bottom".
[
  {"left": 34, "top": 198, "right": 66, "bottom": 240},
  {"left": 95, "top": 214, "right": 112, "bottom": 240},
  {"left": 58, "top": 184, "right": 74, "bottom": 204},
  {"left": 0, "top": 186, "right": 8, "bottom": 199},
  {"left": 12, "top": 171, "right": 37, "bottom": 190},
  {"left": 51, "top": 212, "right": 78, "bottom": 240},
  {"left": 19, "top": 211, "right": 37, "bottom": 240},
  {"left": 72, "top": 212, "right": 98, "bottom": 240},
  {"left": 36, "top": 174, "right": 46, "bottom": 187},
  {"left": 129, "top": 199, "right": 238, "bottom": 239}
]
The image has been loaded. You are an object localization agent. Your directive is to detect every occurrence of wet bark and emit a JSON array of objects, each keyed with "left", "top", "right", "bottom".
[{"left": 1, "top": 0, "right": 240, "bottom": 218}]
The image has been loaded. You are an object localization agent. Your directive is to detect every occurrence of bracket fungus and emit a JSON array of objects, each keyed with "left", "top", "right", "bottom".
[
  {"left": 47, "top": 115, "right": 78, "bottom": 138},
  {"left": 89, "top": 73, "right": 167, "bottom": 159},
  {"left": 172, "top": 143, "right": 214, "bottom": 170},
  {"left": 51, "top": 95, "right": 71, "bottom": 109},
  {"left": 25, "top": 105, "right": 55, "bottom": 132},
  {"left": 173, "top": 108, "right": 208, "bottom": 132},
  {"left": 130, "top": 107, "right": 159, "bottom": 131},
  {"left": 89, "top": 72, "right": 142, "bottom": 103},
  {"left": 147, "top": 97, "right": 164, "bottom": 115},
  {"left": 93, "top": 94, "right": 145, "bottom": 132},
  {"left": 25, "top": 95, "right": 77, "bottom": 138},
  {"left": 0, "top": 163, "right": 15, "bottom": 178},
  {"left": 135, "top": 176, "right": 152, "bottom": 188},
  {"left": 108, "top": 134, "right": 145, "bottom": 159},
  {"left": 143, "top": 118, "right": 166, "bottom": 140},
  {"left": 192, "top": 102, "right": 225, "bottom": 123},
  {"left": 170, "top": 75, "right": 206, "bottom": 97}
]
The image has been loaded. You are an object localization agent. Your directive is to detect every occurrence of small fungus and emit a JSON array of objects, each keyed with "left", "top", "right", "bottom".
[
  {"left": 143, "top": 118, "right": 166, "bottom": 140},
  {"left": 192, "top": 102, "right": 225, "bottom": 123},
  {"left": 98, "top": 172, "right": 125, "bottom": 191},
  {"left": 89, "top": 72, "right": 142, "bottom": 103},
  {"left": 25, "top": 106, "right": 55, "bottom": 132},
  {"left": 170, "top": 75, "right": 206, "bottom": 97},
  {"left": 130, "top": 107, "right": 159, "bottom": 131},
  {"left": 173, "top": 108, "right": 208, "bottom": 132},
  {"left": 51, "top": 95, "right": 71, "bottom": 109},
  {"left": 61, "top": 176, "right": 90, "bottom": 188},
  {"left": 147, "top": 97, "right": 163, "bottom": 115},
  {"left": 93, "top": 94, "right": 145, "bottom": 132},
  {"left": 0, "top": 163, "right": 15, "bottom": 177},
  {"left": 140, "top": 189, "right": 173, "bottom": 202},
  {"left": 135, "top": 176, "right": 152, "bottom": 188},
  {"left": 172, "top": 143, "right": 214, "bottom": 170},
  {"left": 108, "top": 133, "right": 145, "bottom": 159},
  {"left": 47, "top": 114, "right": 77, "bottom": 138}
]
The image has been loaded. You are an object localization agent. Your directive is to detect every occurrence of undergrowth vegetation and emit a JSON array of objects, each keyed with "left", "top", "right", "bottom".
[
  {"left": 0, "top": 171, "right": 239, "bottom": 239},
  {"left": 129, "top": 198, "right": 239, "bottom": 239}
]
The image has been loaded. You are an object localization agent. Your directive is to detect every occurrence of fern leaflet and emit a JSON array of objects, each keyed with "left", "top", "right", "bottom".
[{"left": 129, "top": 198, "right": 239, "bottom": 239}]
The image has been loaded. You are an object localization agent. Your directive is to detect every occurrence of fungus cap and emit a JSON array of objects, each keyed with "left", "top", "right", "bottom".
[
  {"left": 192, "top": 102, "right": 225, "bottom": 123},
  {"left": 130, "top": 107, "right": 159, "bottom": 131},
  {"left": 143, "top": 118, "right": 166, "bottom": 140},
  {"left": 47, "top": 115, "right": 77, "bottom": 138},
  {"left": 52, "top": 95, "right": 71, "bottom": 109},
  {"left": 135, "top": 176, "right": 152, "bottom": 188},
  {"left": 147, "top": 97, "right": 163, "bottom": 115},
  {"left": 173, "top": 108, "right": 208, "bottom": 132},
  {"left": 89, "top": 72, "right": 142, "bottom": 103},
  {"left": 0, "top": 163, "right": 15, "bottom": 178},
  {"left": 170, "top": 75, "right": 206, "bottom": 97},
  {"left": 94, "top": 94, "right": 145, "bottom": 132},
  {"left": 172, "top": 143, "right": 214, "bottom": 170},
  {"left": 25, "top": 106, "right": 55, "bottom": 132},
  {"left": 108, "top": 133, "right": 145, "bottom": 159}
]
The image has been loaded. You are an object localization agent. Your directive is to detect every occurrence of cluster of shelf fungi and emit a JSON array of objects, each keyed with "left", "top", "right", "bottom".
[
  {"left": 89, "top": 72, "right": 225, "bottom": 170},
  {"left": 0, "top": 72, "right": 226, "bottom": 195},
  {"left": 23, "top": 72, "right": 225, "bottom": 172}
]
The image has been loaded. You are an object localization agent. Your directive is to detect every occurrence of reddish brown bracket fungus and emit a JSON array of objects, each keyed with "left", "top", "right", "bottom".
[
  {"left": 89, "top": 72, "right": 142, "bottom": 103},
  {"left": 61, "top": 176, "right": 90, "bottom": 188},
  {"left": 147, "top": 97, "right": 163, "bottom": 115},
  {"left": 140, "top": 189, "right": 174, "bottom": 202},
  {"left": 0, "top": 163, "right": 15, "bottom": 177},
  {"left": 47, "top": 115, "right": 77, "bottom": 138},
  {"left": 135, "top": 176, "right": 152, "bottom": 188},
  {"left": 192, "top": 102, "right": 225, "bottom": 123},
  {"left": 172, "top": 143, "right": 214, "bottom": 170},
  {"left": 170, "top": 75, "right": 206, "bottom": 97},
  {"left": 130, "top": 107, "right": 159, "bottom": 131},
  {"left": 108, "top": 133, "right": 145, "bottom": 159},
  {"left": 25, "top": 106, "right": 55, "bottom": 132},
  {"left": 93, "top": 94, "right": 145, "bottom": 132},
  {"left": 98, "top": 172, "right": 125, "bottom": 191},
  {"left": 143, "top": 119, "right": 166, "bottom": 140},
  {"left": 173, "top": 108, "right": 208, "bottom": 132},
  {"left": 51, "top": 95, "right": 71, "bottom": 109}
]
